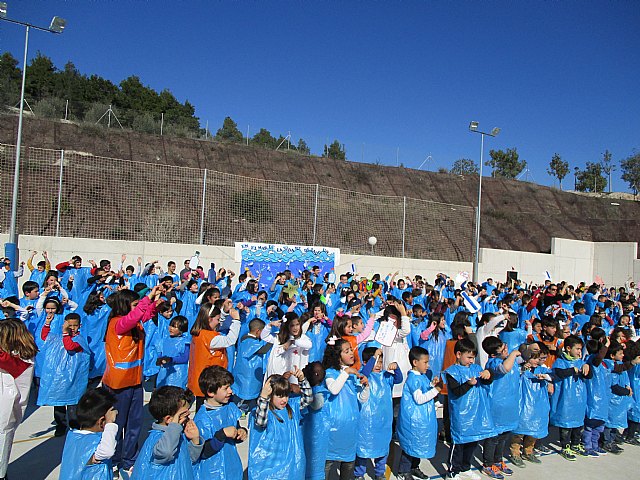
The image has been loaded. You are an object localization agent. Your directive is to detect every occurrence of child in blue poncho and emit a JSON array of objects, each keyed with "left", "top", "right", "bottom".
[
  {"left": 625, "top": 341, "right": 640, "bottom": 444},
  {"left": 444, "top": 338, "right": 495, "bottom": 479},
  {"left": 481, "top": 336, "right": 522, "bottom": 477},
  {"left": 301, "top": 361, "right": 328, "bottom": 480},
  {"left": 582, "top": 330, "right": 611, "bottom": 457},
  {"left": 551, "top": 335, "right": 592, "bottom": 461},
  {"left": 156, "top": 315, "right": 190, "bottom": 389},
  {"left": 602, "top": 342, "right": 633, "bottom": 454},
  {"left": 356, "top": 347, "right": 403, "bottom": 480},
  {"left": 131, "top": 386, "right": 203, "bottom": 480},
  {"left": 59, "top": 388, "right": 118, "bottom": 480},
  {"left": 192, "top": 366, "right": 246, "bottom": 480},
  {"left": 322, "top": 337, "right": 371, "bottom": 479},
  {"left": 508, "top": 342, "right": 552, "bottom": 467},
  {"left": 37, "top": 312, "right": 90, "bottom": 437},
  {"left": 248, "top": 368, "right": 313, "bottom": 480},
  {"left": 396, "top": 346, "right": 437, "bottom": 480},
  {"left": 232, "top": 318, "right": 268, "bottom": 413}
]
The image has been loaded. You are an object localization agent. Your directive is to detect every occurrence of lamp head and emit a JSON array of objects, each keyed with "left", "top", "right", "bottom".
[
  {"left": 490, "top": 127, "right": 501, "bottom": 136},
  {"left": 469, "top": 121, "right": 479, "bottom": 131},
  {"left": 49, "top": 16, "right": 66, "bottom": 33},
  {"left": 0, "top": 2, "right": 7, "bottom": 19}
]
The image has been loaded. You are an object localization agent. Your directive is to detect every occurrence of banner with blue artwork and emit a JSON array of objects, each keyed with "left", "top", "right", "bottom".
[{"left": 234, "top": 242, "right": 340, "bottom": 290}]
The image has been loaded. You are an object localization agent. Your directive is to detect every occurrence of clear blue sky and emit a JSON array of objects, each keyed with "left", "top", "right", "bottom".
[{"left": 1, "top": 1, "right": 639, "bottom": 190}]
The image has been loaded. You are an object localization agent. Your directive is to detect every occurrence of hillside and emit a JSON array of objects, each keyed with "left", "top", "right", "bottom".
[{"left": 1, "top": 114, "right": 639, "bottom": 259}]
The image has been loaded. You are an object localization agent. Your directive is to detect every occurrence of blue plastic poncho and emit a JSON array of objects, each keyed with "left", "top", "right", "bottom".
[
  {"left": 59, "top": 429, "right": 111, "bottom": 480},
  {"left": 143, "top": 320, "right": 161, "bottom": 378},
  {"left": 156, "top": 335, "right": 189, "bottom": 389},
  {"left": 324, "top": 368, "right": 361, "bottom": 462},
  {"left": 514, "top": 366, "right": 551, "bottom": 438},
  {"left": 628, "top": 364, "right": 640, "bottom": 423},
  {"left": 130, "top": 429, "right": 194, "bottom": 480},
  {"left": 425, "top": 331, "right": 449, "bottom": 379},
  {"left": 550, "top": 355, "right": 588, "bottom": 428},
  {"left": 585, "top": 354, "right": 611, "bottom": 422},
  {"left": 357, "top": 371, "right": 395, "bottom": 459},
  {"left": 29, "top": 268, "right": 46, "bottom": 288},
  {"left": 445, "top": 363, "right": 496, "bottom": 444},
  {"left": 485, "top": 356, "right": 521, "bottom": 433},
  {"left": 306, "top": 323, "right": 330, "bottom": 363},
  {"left": 248, "top": 396, "right": 305, "bottom": 480},
  {"left": 193, "top": 403, "right": 243, "bottom": 480},
  {"left": 82, "top": 304, "right": 110, "bottom": 378},
  {"left": 179, "top": 291, "right": 199, "bottom": 329},
  {"left": 499, "top": 329, "right": 528, "bottom": 354},
  {"left": 233, "top": 335, "right": 266, "bottom": 401},
  {"left": 604, "top": 359, "right": 632, "bottom": 429},
  {"left": 302, "top": 385, "right": 329, "bottom": 480},
  {"left": 37, "top": 333, "right": 90, "bottom": 406},
  {"left": 397, "top": 371, "right": 437, "bottom": 458}
]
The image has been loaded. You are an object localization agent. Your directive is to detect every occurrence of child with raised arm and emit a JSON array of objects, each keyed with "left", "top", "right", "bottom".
[
  {"left": 193, "top": 366, "right": 247, "bottom": 480},
  {"left": 356, "top": 347, "right": 403, "bottom": 480},
  {"left": 59, "top": 388, "right": 118, "bottom": 480},
  {"left": 444, "top": 338, "right": 495, "bottom": 480},
  {"left": 130, "top": 386, "right": 202, "bottom": 479},
  {"left": 248, "top": 367, "right": 314, "bottom": 479},
  {"left": 396, "top": 346, "right": 439, "bottom": 480}
]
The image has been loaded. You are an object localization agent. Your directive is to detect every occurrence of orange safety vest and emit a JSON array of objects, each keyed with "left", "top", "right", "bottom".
[
  {"left": 343, "top": 335, "right": 361, "bottom": 370},
  {"left": 187, "top": 330, "right": 228, "bottom": 397},
  {"left": 102, "top": 317, "right": 145, "bottom": 390},
  {"left": 440, "top": 339, "right": 459, "bottom": 395}
]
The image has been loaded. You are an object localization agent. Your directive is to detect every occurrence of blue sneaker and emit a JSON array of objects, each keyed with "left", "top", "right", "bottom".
[
  {"left": 593, "top": 446, "right": 607, "bottom": 456},
  {"left": 481, "top": 465, "right": 504, "bottom": 479},
  {"left": 584, "top": 449, "right": 599, "bottom": 458},
  {"left": 497, "top": 461, "right": 513, "bottom": 476}
]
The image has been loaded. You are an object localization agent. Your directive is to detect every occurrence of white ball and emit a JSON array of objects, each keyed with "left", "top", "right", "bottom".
[{"left": 368, "top": 236, "right": 378, "bottom": 246}]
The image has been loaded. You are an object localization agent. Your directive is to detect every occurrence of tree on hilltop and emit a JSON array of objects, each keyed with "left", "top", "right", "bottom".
[
  {"left": 547, "top": 153, "right": 569, "bottom": 189},
  {"left": 486, "top": 148, "right": 526, "bottom": 179},
  {"left": 576, "top": 162, "right": 607, "bottom": 193},
  {"left": 215, "top": 116, "right": 243, "bottom": 142},
  {"left": 620, "top": 150, "right": 640, "bottom": 194},
  {"left": 451, "top": 158, "right": 479, "bottom": 175}
]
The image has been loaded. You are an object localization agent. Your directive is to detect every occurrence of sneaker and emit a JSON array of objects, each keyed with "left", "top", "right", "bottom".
[
  {"left": 522, "top": 453, "right": 541, "bottom": 464},
  {"left": 54, "top": 425, "right": 67, "bottom": 437},
  {"left": 447, "top": 474, "right": 462, "bottom": 480},
  {"left": 534, "top": 444, "right": 552, "bottom": 454},
  {"left": 625, "top": 436, "right": 640, "bottom": 446},
  {"left": 584, "top": 449, "right": 599, "bottom": 458},
  {"left": 355, "top": 477, "right": 365, "bottom": 480},
  {"left": 410, "top": 468, "right": 430, "bottom": 480},
  {"left": 481, "top": 465, "right": 504, "bottom": 479},
  {"left": 497, "top": 461, "right": 513, "bottom": 476},
  {"left": 593, "top": 446, "right": 607, "bottom": 456},
  {"left": 602, "top": 443, "right": 622, "bottom": 455},
  {"left": 397, "top": 474, "right": 415, "bottom": 480},
  {"left": 509, "top": 456, "right": 526, "bottom": 468},
  {"left": 571, "top": 444, "right": 588, "bottom": 456},
  {"left": 460, "top": 470, "right": 481, "bottom": 480},
  {"left": 119, "top": 467, "right": 134, "bottom": 480},
  {"left": 560, "top": 447, "right": 576, "bottom": 461}
]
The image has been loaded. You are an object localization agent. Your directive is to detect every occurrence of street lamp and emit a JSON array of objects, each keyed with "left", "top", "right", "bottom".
[
  {"left": 468, "top": 121, "right": 500, "bottom": 284},
  {"left": 1, "top": 3, "right": 66, "bottom": 268}
]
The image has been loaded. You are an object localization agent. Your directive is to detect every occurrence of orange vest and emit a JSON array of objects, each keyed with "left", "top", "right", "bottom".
[
  {"left": 527, "top": 334, "right": 562, "bottom": 367},
  {"left": 343, "top": 335, "right": 361, "bottom": 370},
  {"left": 102, "top": 317, "right": 145, "bottom": 390},
  {"left": 440, "top": 339, "right": 459, "bottom": 395},
  {"left": 187, "top": 330, "right": 228, "bottom": 397}
]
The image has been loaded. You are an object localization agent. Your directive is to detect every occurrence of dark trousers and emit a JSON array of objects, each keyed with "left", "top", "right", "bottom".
[
  {"left": 325, "top": 460, "right": 355, "bottom": 480},
  {"left": 231, "top": 395, "right": 257, "bottom": 415},
  {"left": 398, "top": 451, "right": 421, "bottom": 474},
  {"left": 558, "top": 426, "right": 582, "bottom": 448},
  {"left": 625, "top": 420, "right": 640, "bottom": 438},
  {"left": 483, "top": 431, "right": 510, "bottom": 465},
  {"left": 106, "top": 384, "right": 143, "bottom": 470},
  {"left": 442, "top": 394, "right": 452, "bottom": 442},
  {"left": 53, "top": 405, "right": 77, "bottom": 429},
  {"left": 449, "top": 441, "right": 479, "bottom": 475}
]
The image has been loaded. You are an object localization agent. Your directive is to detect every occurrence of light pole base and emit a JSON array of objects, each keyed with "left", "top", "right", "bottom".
[{"left": 4, "top": 242, "right": 19, "bottom": 270}]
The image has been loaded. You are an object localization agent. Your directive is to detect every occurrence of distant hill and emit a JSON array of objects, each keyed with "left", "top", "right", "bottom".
[{"left": 1, "top": 114, "right": 639, "bottom": 258}]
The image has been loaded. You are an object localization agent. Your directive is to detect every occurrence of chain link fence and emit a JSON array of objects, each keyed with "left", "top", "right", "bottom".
[{"left": 0, "top": 143, "right": 475, "bottom": 262}]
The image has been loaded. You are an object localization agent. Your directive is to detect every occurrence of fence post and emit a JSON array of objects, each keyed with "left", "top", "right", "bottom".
[
  {"left": 402, "top": 196, "right": 406, "bottom": 258},
  {"left": 199, "top": 169, "right": 207, "bottom": 245},
  {"left": 312, "top": 184, "right": 319, "bottom": 245},
  {"left": 55, "top": 150, "right": 65, "bottom": 237}
]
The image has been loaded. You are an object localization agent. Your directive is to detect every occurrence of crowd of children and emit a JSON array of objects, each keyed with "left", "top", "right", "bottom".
[{"left": 1, "top": 251, "right": 640, "bottom": 480}]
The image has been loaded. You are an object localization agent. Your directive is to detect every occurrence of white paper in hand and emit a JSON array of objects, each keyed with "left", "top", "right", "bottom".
[
  {"left": 375, "top": 320, "right": 398, "bottom": 347},
  {"left": 189, "top": 251, "right": 201, "bottom": 271}
]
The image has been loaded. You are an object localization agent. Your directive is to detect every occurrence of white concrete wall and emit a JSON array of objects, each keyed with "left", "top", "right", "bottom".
[{"left": 1, "top": 234, "right": 636, "bottom": 287}]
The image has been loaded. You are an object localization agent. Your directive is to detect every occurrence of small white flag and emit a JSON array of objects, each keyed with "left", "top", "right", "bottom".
[{"left": 461, "top": 291, "right": 481, "bottom": 313}]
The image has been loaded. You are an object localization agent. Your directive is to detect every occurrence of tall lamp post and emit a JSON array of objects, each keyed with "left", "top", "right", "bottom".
[
  {"left": 468, "top": 121, "right": 500, "bottom": 284},
  {"left": 0, "top": 2, "right": 66, "bottom": 268}
]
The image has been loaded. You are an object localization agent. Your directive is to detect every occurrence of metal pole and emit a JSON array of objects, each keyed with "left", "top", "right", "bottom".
[
  {"left": 55, "top": 150, "right": 64, "bottom": 236},
  {"left": 312, "top": 184, "right": 319, "bottom": 245},
  {"left": 473, "top": 134, "right": 484, "bottom": 284},
  {"left": 160, "top": 112, "right": 164, "bottom": 136},
  {"left": 64, "top": 99, "right": 68, "bottom": 120},
  {"left": 199, "top": 169, "right": 207, "bottom": 244},
  {"left": 246, "top": 125, "right": 250, "bottom": 146},
  {"left": 402, "top": 196, "right": 406, "bottom": 258},
  {"left": 108, "top": 105, "right": 112, "bottom": 128},
  {"left": 6, "top": 25, "right": 29, "bottom": 264}
]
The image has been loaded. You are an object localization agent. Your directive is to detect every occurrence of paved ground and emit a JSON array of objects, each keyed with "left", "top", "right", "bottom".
[{"left": 8, "top": 386, "right": 640, "bottom": 479}]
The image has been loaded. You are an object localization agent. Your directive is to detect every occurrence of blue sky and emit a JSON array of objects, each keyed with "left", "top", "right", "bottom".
[{"left": 1, "top": 1, "right": 639, "bottom": 190}]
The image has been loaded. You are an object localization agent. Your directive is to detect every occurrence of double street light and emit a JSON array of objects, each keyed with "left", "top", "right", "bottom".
[
  {"left": 0, "top": 2, "right": 66, "bottom": 267},
  {"left": 468, "top": 121, "right": 500, "bottom": 284}
]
